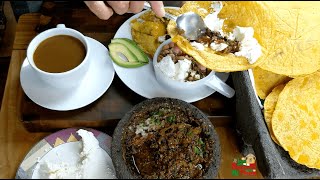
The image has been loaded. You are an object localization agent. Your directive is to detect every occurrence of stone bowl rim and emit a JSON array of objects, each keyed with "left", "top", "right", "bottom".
[{"left": 111, "top": 97, "right": 221, "bottom": 179}]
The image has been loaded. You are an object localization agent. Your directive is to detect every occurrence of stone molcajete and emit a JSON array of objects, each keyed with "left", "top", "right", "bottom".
[{"left": 111, "top": 97, "right": 221, "bottom": 179}]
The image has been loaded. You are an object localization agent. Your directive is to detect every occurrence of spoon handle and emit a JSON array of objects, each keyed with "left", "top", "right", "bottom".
[{"left": 143, "top": 2, "right": 177, "bottom": 20}]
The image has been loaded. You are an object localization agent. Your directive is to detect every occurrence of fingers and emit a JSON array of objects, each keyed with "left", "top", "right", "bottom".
[
  {"left": 128, "top": 1, "right": 144, "bottom": 14},
  {"left": 84, "top": 1, "right": 114, "bottom": 20},
  {"left": 149, "top": 1, "right": 165, "bottom": 17},
  {"left": 106, "top": 1, "right": 130, "bottom": 15},
  {"left": 85, "top": 1, "right": 165, "bottom": 20}
]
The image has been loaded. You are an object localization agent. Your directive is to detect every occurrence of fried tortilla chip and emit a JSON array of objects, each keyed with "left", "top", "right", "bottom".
[
  {"left": 167, "top": 1, "right": 273, "bottom": 72},
  {"left": 259, "top": 2, "right": 320, "bottom": 76},
  {"left": 264, "top": 84, "right": 286, "bottom": 145},
  {"left": 272, "top": 71, "right": 320, "bottom": 169},
  {"left": 131, "top": 8, "right": 180, "bottom": 57},
  {"left": 253, "top": 67, "right": 291, "bottom": 99}
]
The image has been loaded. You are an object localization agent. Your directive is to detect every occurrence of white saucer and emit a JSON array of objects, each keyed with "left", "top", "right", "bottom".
[
  {"left": 112, "top": 9, "right": 230, "bottom": 103},
  {"left": 20, "top": 37, "right": 115, "bottom": 111}
]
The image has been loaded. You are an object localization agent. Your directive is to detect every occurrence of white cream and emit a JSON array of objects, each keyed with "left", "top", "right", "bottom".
[
  {"left": 190, "top": 41, "right": 205, "bottom": 51},
  {"left": 155, "top": 55, "right": 176, "bottom": 79},
  {"left": 156, "top": 56, "right": 192, "bottom": 82},
  {"left": 174, "top": 59, "right": 192, "bottom": 81},
  {"left": 227, "top": 32, "right": 236, "bottom": 41},
  {"left": 232, "top": 26, "right": 262, "bottom": 64},
  {"left": 77, "top": 129, "right": 100, "bottom": 158},
  {"left": 40, "top": 162, "right": 82, "bottom": 179},
  {"left": 204, "top": 13, "right": 224, "bottom": 35},
  {"left": 201, "top": 1, "right": 262, "bottom": 63},
  {"left": 210, "top": 42, "right": 228, "bottom": 51},
  {"left": 39, "top": 129, "right": 117, "bottom": 179},
  {"left": 211, "top": 1, "right": 223, "bottom": 14}
]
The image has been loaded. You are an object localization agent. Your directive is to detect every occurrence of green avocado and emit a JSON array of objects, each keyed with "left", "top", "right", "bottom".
[
  {"left": 111, "top": 38, "right": 149, "bottom": 63},
  {"left": 108, "top": 43, "right": 146, "bottom": 68}
]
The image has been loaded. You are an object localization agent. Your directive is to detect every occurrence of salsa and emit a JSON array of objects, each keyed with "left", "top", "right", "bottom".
[{"left": 122, "top": 103, "right": 214, "bottom": 179}]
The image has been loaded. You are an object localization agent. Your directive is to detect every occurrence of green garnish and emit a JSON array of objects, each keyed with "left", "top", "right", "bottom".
[
  {"left": 151, "top": 111, "right": 159, "bottom": 116},
  {"left": 142, "top": 122, "right": 147, "bottom": 127},
  {"left": 166, "top": 115, "right": 176, "bottom": 123},
  {"left": 198, "top": 138, "right": 204, "bottom": 146},
  {"left": 151, "top": 110, "right": 164, "bottom": 116},
  {"left": 194, "top": 146, "right": 203, "bottom": 157},
  {"left": 154, "top": 118, "right": 161, "bottom": 125}
]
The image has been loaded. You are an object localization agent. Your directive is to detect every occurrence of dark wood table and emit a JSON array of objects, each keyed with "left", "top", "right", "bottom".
[{"left": 0, "top": 6, "right": 263, "bottom": 179}]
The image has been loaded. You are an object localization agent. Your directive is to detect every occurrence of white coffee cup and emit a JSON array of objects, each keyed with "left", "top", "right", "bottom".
[
  {"left": 26, "top": 24, "right": 91, "bottom": 89},
  {"left": 153, "top": 39, "right": 235, "bottom": 98}
]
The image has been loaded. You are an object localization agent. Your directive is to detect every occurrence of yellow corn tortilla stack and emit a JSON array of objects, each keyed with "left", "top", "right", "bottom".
[
  {"left": 252, "top": 67, "right": 291, "bottom": 99},
  {"left": 263, "top": 84, "right": 286, "bottom": 146},
  {"left": 259, "top": 1, "right": 320, "bottom": 76},
  {"left": 272, "top": 71, "right": 320, "bottom": 169}
]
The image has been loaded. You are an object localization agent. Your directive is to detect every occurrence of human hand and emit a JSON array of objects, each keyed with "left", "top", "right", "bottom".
[{"left": 84, "top": 1, "right": 165, "bottom": 20}]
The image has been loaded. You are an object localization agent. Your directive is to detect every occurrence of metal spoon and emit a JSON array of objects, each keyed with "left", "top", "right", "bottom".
[{"left": 143, "top": 2, "right": 207, "bottom": 40}]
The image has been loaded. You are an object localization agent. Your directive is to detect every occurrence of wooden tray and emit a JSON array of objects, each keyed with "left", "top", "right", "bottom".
[
  {"left": 1, "top": 8, "right": 265, "bottom": 178},
  {"left": 13, "top": 12, "right": 236, "bottom": 132},
  {"left": 20, "top": 73, "right": 236, "bottom": 132}
]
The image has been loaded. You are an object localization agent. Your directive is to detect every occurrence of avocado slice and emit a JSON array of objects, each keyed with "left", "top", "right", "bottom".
[
  {"left": 108, "top": 43, "right": 146, "bottom": 68},
  {"left": 111, "top": 38, "right": 149, "bottom": 63}
]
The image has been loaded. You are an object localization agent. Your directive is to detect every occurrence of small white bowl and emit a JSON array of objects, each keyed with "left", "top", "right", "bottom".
[{"left": 153, "top": 39, "right": 235, "bottom": 98}]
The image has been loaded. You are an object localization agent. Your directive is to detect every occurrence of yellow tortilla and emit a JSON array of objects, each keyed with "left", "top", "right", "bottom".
[
  {"left": 253, "top": 67, "right": 291, "bottom": 99},
  {"left": 263, "top": 84, "right": 286, "bottom": 145},
  {"left": 167, "top": 1, "right": 274, "bottom": 72},
  {"left": 259, "top": 2, "right": 320, "bottom": 76},
  {"left": 272, "top": 71, "right": 320, "bottom": 169},
  {"left": 131, "top": 8, "right": 181, "bottom": 57}
]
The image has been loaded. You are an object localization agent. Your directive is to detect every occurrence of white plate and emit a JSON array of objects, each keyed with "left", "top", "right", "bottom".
[
  {"left": 112, "top": 10, "right": 230, "bottom": 103},
  {"left": 32, "top": 142, "right": 115, "bottom": 179},
  {"left": 20, "top": 37, "right": 115, "bottom": 111},
  {"left": 15, "top": 128, "right": 115, "bottom": 179}
]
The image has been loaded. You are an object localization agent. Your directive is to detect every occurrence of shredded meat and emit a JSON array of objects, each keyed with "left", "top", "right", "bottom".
[
  {"left": 195, "top": 28, "right": 240, "bottom": 54},
  {"left": 157, "top": 42, "right": 211, "bottom": 81},
  {"left": 123, "top": 104, "right": 214, "bottom": 179}
]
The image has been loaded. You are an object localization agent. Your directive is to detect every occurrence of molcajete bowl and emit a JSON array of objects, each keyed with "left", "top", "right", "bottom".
[{"left": 111, "top": 97, "right": 221, "bottom": 179}]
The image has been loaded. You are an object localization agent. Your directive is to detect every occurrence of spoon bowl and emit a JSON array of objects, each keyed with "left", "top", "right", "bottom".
[
  {"left": 176, "top": 12, "right": 207, "bottom": 40},
  {"left": 143, "top": 3, "right": 207, "bottom": 40}
]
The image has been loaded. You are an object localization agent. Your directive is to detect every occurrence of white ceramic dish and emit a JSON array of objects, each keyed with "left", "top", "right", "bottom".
[
  {"left": 112, "top": 9, "right": 231, "bottom": 102},
  {"left": 20, "top": 37, "right": 115, "bottom": 111},
  {"left": 26, "top": 24, "right": 91, "bottom": 89},
  {"left": 15, "top": 128, "right": 115, "bottom": 179},
  {"left": 153, "top": 39, "right": 235, "bottom": 98}
]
